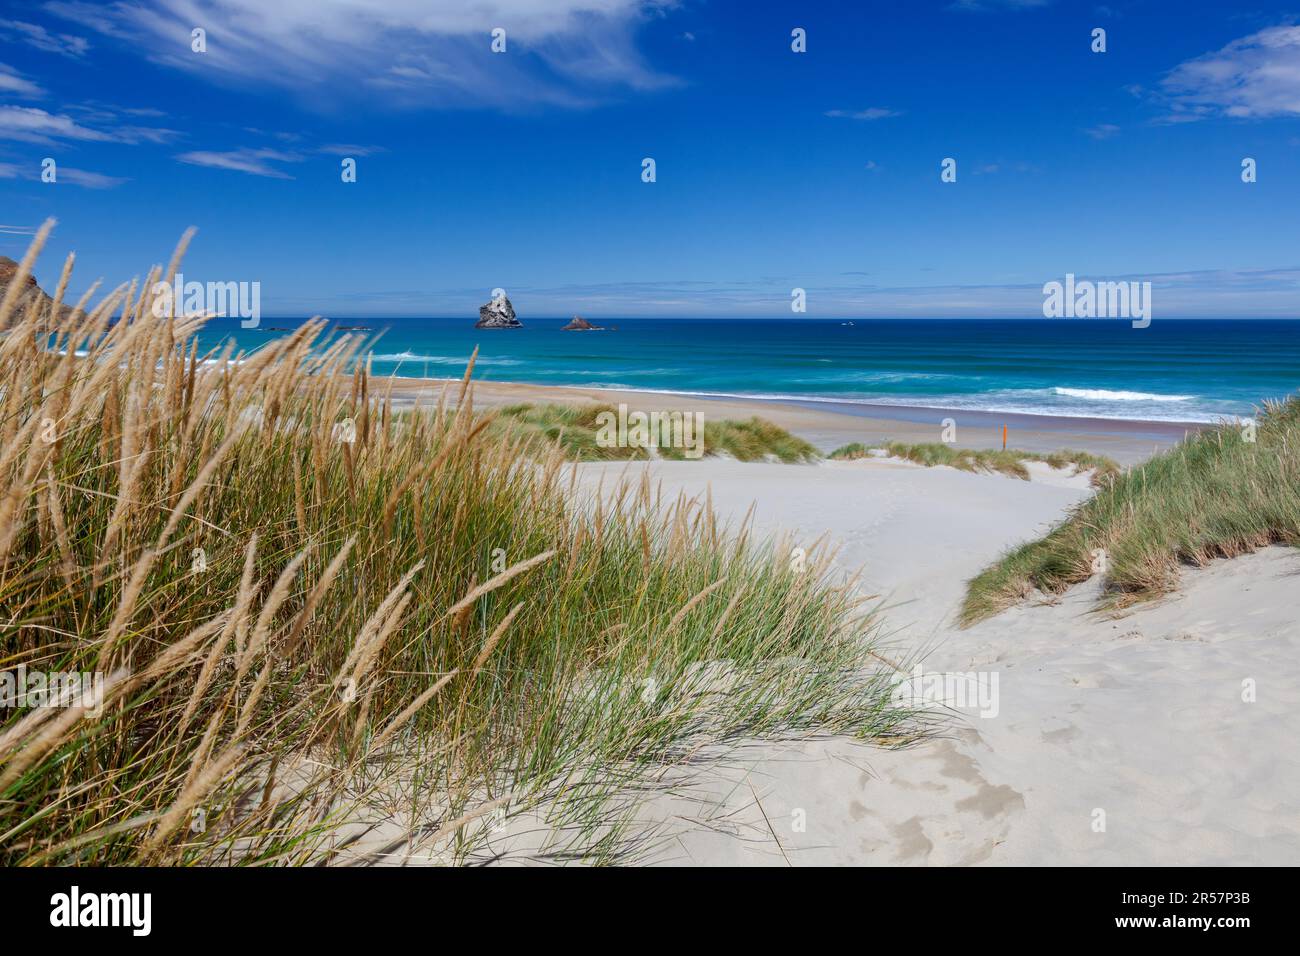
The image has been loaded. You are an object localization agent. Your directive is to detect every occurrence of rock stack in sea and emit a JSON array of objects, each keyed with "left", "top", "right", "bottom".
[
  {"left": 561, "top": 315, "right": 604, "bottom": 331},
  {"left": 476, "top": 294, "right": 522, "bottom": 328}
]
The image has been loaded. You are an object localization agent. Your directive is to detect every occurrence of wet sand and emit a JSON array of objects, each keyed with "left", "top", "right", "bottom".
[{"left": 379, "top": 375, "right": 1209, "bottom": 465}]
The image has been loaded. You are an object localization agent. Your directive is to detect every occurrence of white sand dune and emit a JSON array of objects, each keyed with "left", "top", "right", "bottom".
[{"left": 574, "top": 457, "right": 1300, "bottom": 866}]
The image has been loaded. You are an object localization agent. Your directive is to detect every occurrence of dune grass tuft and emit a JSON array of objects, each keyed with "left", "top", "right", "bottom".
[
  {"left": 830, "top": 441, "right": 1119, "bottom": 486},
  {"left": 959, "top": 399, "right": 1300, "bottom": 625},
  {"left": 491, "top": 402, "right": 819, "bottom": 463},
  {"left": 0, "top": 224, "right": 907, "bottom": 865}
]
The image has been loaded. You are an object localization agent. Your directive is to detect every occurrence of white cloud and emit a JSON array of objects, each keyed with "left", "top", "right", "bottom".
[
  {"left": 0, "top": 103, "right": 176, "bottom": 144},
  {"left": 825, "top": 107, "right": 900, "bottom": 120},
  {"left": 42, "top": 3, "right": 133, "bottom": 41},
  {"left": 317, "top": 143, "right": 384, "bottom": 156},
  {"left": 0, "top": 18, "right": 89, "bottom": 57},
  {"left": 46, "top": 0, "right": 680, "bottom": 110},
  {"left": 0, "top": 160, "right": 126, "bottom": 187},
  {"left": 0, "top": 62, "right": 44, "bottom": 97},
  {"left": 0, "top": 105, "right": 114, "bottom": 143},
  {"left": 56, "top": 166, "right": 129, "bottom": 187},
  {"left": 1084, "top": 123, "right": 1120, "bottom": 139},
  {"left": 175, "top": 147, "right": 304, "bottom": 178},
  {"left": 1162, "top": 25, "right": 1300, "bottom": 119},
  {"left": 63, "top": 103, "right": 179, "bottom": 142},
  {"left": 949, "top": 0, "right": 1051, "bottom": 11}
]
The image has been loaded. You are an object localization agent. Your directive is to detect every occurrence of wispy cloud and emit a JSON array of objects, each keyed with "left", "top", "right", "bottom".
[
  {"left": 62, "top": 102, "right": 178, "bottom": 141},
  {"left": 825, "top": 107, "right": 900, "bottom": 120},
  {"left": 292, "top": 267, "right": 1300, "bottom": 318},
  {"left": 0, "top": 62, "right": 44, "bottom": 97},
  {"left": 970, "top": 160, "right": 1037, "bottom": 175},
  {"left": 317, "top": 143, "right": 384, "bottom": 157},
  {"left": 47, "top": 0, "right": 680, "bottom": 111},
  {"left": 57, "top": 166, "right": 128, "bottom": 187},
  {"left": 948, "top": 0, "right": 1051, "bottom": 11},
  {"left": 0, "top": 103, "right": 176, "bottom": 144},
  {"left": 175, "top": 147, "right": 304, "bottom": 178},
  {"left": 0, "top": 160, "right": 126, "bottom": 188},
  {"left": 0, "top": 18, "right": 89, "bottom": 57},
  {"left": 1161, "top": 25, "right": 1300, "bottom": 120},
  {"left": 0, "top": 104, "right": 112, "bottom": 143},
  {"left": 41, "top": 2, "right": 133, "bottom": 41},
  {"left": 1084, "top": 123, "right": 1120, "bottom": 139}
]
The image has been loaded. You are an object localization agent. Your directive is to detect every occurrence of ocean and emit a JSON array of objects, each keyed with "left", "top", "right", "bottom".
[{"left": 198, "top": 318, "right": 1300, "bottom": 424}]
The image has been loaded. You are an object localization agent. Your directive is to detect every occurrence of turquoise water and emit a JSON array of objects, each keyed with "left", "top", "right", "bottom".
[{"left": 200, "top": 318, "right": 1300, "bottom": 424}]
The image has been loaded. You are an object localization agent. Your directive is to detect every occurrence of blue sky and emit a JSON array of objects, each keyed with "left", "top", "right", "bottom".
[{"left": 1, "top": 0, "right": 1299, "bottom": 318}]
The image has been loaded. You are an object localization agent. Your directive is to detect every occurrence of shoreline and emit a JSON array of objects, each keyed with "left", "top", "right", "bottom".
[{"left": 379, "top": 375, "right": 1209, "bottom": 465}]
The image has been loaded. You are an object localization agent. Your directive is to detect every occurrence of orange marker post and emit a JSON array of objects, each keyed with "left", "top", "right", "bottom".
[{"left": 1002, "top": 425, "right": 1007, "bottom": 450}]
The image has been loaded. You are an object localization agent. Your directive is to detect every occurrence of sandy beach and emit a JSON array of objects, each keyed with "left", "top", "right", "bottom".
[
  {"left": 358, "top": 376, "right": 1298, "bottom": 865},
  {"left": 564, "top": 456, "right": 1300, "bottom": 866},
  {"left": 383, "top": 376, "right": 1210, "bottom": 465}
]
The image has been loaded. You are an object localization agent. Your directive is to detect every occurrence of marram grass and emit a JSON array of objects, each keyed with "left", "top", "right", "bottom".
[
  {"left": 0, "top": 223, "right": 909, "bottom": 865},
  {"left": 960, "top": 399, "right": 1300, "bottom": 625},
  {"left": 830, "top": 441, "right": 1119, "bottom": 487},
  {"left": 490, "top": 401, "right": 819, "bottom": 463}
]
